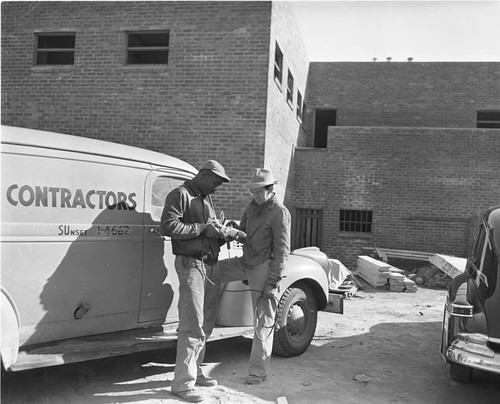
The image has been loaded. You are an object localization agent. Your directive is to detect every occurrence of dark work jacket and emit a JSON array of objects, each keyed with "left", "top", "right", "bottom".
[{"left": 160, "top": 180, "right": 221, "bottom": 260}]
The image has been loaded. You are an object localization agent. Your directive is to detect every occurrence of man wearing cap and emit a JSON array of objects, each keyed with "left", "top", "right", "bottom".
[
  {"left": 219, "top": 168, "right": 291, "bottom": 385},
  {"left": 161, "top": 160, "right": 230, "bottom": 403}
]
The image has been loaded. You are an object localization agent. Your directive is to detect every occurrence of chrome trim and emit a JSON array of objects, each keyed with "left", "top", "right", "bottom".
[
  {"left": 446, "top": 333, "right": 500, "bottom": 375},
  {"left": 489, "top": 337, "right": 500, "bottom": 344},
  {"left": 445, "top": 300, "right": 473, "bottom": 318}
]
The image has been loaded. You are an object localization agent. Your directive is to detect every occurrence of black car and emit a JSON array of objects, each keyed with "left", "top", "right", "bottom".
[{"left": 440, "top": 205, "right": 500, "bottom": 382}]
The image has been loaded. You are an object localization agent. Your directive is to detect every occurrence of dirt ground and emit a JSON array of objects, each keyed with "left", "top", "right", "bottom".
[{"left": 2, "top": 284, "right": 500, "bottom": 404}]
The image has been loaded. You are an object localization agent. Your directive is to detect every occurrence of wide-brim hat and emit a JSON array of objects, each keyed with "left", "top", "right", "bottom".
[
  {"left": 244, "top": 168, "right": 278, "bottom": 189},
  {"left": 200, "top": 160, "right": 231, "bottom": 182}
]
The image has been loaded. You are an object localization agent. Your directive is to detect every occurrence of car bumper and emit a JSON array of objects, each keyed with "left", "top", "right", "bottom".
[{"left": 446, "top": 333, "right": 500, "bottom": 375}]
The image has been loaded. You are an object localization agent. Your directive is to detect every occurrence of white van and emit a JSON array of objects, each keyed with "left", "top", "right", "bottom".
[{"left": 1, "top": 125, "right": 342, "bottom": 371}]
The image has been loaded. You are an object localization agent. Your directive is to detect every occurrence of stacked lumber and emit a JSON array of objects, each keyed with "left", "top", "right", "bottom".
[
  {"left": 404, "top": 278, "right": 418, "bottom": 292},
  {"left": 357, "top": 255, "right": 417, "bottom": 292},
  {"left": 388, "top": 273, "right": 405, "bottom": 292},
  {"left": 356, "top": 256, "right": 393, "bottom": 288},
  {"left": 388, "top": 272, "right": 418, "bottom": 292}
]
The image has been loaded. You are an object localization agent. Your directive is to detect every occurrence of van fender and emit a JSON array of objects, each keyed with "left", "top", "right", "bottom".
[
  {"left": 1, "top": 287, "right": 20, "bottom": 370},
  {"left": 279, "top": 255, "right": 329, "bottom": 310}
]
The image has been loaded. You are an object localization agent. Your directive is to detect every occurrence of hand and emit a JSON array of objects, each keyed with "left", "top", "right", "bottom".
[
  {"left": 225, "top": 220, "right": 240, "bottom": 230},
  {"left": 203, "top": 223, "right": 223, "bottom": 239},
  {"left": 262, "top": 283, "right": 278, "bottom": 299}
]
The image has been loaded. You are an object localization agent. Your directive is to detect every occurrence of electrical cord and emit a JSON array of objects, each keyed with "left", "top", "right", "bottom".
[
  {"left": 199, "top": 260, "right": 279, "bottom": 342},
  {"left": 151, "top": 226, "right": 278, "bottom": 340}
]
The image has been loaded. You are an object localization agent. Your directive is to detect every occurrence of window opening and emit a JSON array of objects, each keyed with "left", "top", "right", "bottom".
[
  {"left": 297, "top": 91, "right": 303, "bottom": 122},
  {"left": 314, "top": 109, "right": 336, "bottom": 148},
  {"left": 151, "top": 176, "right": 184, "bottom": 222},
  {"left": 294, "top": 208, "right": 322, "bottom": 249},
  {"left": 339, "top": 209, "right": 373, "bottom": 233},
  {"left": 477, "top": 110, "right": 500, "bottom": 128},
  {"left": 274, "top": 42, "right": 283, "bottom": 85},
  {"left": 286, "top": 69, "right": 294, "bottom": 106},
  {"left": 127, "top": 31, "right": 169, "bottom": 64},
  {"left": 35, "top": 33, "right": 75, "bottom": 65}
]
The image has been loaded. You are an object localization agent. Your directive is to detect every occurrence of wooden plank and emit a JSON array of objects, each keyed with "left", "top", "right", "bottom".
[
  {"left": 429, "top": 254, "right": 466, "bottom": 279},
  {"left": 361, "top": 247, "right": 434, "bottom": 261}
]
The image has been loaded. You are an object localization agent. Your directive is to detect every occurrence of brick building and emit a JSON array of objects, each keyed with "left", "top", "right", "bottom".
[
  {"left": 297, "top": 62, "right": 500, "bottom": 267},
  {"left": 1, "top": 1, "right": 308, "bottom": 217},
  {"left": 2, "top": 1, "right": 499, "bottom": 268}
]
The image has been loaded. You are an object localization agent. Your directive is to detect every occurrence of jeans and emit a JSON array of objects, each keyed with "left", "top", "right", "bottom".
[
  {"left": 219, "top": 257, "right": 276, "bottom": 377},
  {"left": 172, "top": 255, "right": 220, "bottom": 393}
]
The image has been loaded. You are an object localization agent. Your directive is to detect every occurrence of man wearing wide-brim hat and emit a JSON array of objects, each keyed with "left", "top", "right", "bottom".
[{"left": 220, "top": 168, "right": 291, "bottom": 385}]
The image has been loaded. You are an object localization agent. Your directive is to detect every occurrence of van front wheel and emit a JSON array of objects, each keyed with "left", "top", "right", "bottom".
[{"left": 273, "top": 283, "right": 317, "bottom": 357}]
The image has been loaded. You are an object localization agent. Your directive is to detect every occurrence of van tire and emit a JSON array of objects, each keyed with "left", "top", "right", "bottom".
[{"left": 273, "top": 283, "right": 317, "bottom": 357}]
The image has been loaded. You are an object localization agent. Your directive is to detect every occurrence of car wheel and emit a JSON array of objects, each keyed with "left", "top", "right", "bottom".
[
  {"left": 273, "top": 282, "right": 317, "bottom": 357},
  {"left": 450, "top": 362, "right": 473, "bottom": 383}
]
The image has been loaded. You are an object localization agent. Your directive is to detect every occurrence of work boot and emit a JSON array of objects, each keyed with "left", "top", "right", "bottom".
[
  {"left": 245, "top": 374, "right": 267, "bottom": 385},
  {"left": 171, "top": 388, "right": 205, "bottom": 403},
  {"left": 196, "top": 375, "right": 217, "bottom": 387}
]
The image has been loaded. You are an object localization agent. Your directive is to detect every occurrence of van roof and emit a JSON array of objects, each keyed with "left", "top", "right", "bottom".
[{"left": 1, "top": 125, "right": 198, "bottom": 175}]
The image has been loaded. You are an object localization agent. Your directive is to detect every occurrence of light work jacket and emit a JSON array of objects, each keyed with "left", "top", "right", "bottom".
[{"left": 239, "top": 193, "right": 291, "bottom": 284}]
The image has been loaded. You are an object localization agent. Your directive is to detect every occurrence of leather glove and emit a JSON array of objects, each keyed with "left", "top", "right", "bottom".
[{"left": 262, "top": 283, "right": 278, "bottom": 300}]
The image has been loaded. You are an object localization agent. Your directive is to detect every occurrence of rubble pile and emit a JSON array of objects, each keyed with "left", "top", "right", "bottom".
[{"left": 409, "top": 265, "right": 453, "bottom": 289}]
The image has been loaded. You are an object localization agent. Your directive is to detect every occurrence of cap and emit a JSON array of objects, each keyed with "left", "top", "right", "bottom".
[{"left": 200, "top": 160, "right": 231, "bottom": 182}]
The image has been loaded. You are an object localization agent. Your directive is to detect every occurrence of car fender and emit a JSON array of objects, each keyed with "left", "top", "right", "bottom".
[
  {"left": 279, "top": 254, "right": 329, "bottom": 310},
  {"left": 1, "top": 287, "right": 20, "bottom": 370}
]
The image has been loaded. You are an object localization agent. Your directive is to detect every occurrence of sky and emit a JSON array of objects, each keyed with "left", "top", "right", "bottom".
[{"left": 289, "top": 0, "right": 500, "bottom": 62}]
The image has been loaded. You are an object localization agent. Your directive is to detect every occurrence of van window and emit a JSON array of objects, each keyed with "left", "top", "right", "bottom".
[{"left": 151, "top": 177, "right": 185, "bottom": 222}]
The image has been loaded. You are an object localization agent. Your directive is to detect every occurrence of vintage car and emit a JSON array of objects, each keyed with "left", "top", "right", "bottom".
[
  {"left": 440, "top": 205, "right": 500, "bottom": 382},
  {"left": 1, "top": 125, "right": 343, "bottom": 371}
]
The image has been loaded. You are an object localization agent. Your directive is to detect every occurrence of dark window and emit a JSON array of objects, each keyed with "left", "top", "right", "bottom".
[
  {"left": 477, "top": 110, "right": 500, "bottom": 128},
  {"left": 274, "top": 42, "right": 283, "bottom": 84},
  {"left": 339, "top": 209, "right": 373, "bottom": 233},
  {"left": 314, "top": 108, "right": 336, "bottom": 148},
  {"left": 294, "top": 208, "right": 322, "bottom": 249},
  {"left": 126, "top": 31, "right": 169, "bottom": 64},
  {"left": 35, "top": 33, "right": 75, "bottom": 65},
  {"left": 302, "top": 101, "right": 307, "bottom": 125},
  {"left": 286, "top": 69, "right": 294, "bottom": 106},
  {"left": 296, "top": 91, "right": 303, "bottom": 121}
]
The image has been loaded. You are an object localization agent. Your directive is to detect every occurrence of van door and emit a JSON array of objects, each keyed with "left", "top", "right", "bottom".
[{"left": 138, "top": 170, "right": 191, "bottom": 324}]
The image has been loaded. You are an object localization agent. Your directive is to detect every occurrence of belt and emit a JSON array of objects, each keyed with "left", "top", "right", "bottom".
[{"left": 184, "top": 253, "right": 218, "bottom": 265}]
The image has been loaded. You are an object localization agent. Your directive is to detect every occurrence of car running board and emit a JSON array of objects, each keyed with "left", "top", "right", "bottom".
[{"left": 9, "top": 325, "right": 253, "bottom": 372}]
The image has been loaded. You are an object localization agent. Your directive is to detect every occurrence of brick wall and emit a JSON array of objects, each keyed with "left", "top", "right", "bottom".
[
  {"left": 1, "top": 1, "right": 273, "bottom": 218},
  {"left": 304, "top": 62, "right": 500, "bottom": 147},
  {"left": 293, "top": 127, "right": 500, "bottom": 269},
  {"left": 265, "top": 1, "right": 309, "bottom": 207}
]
